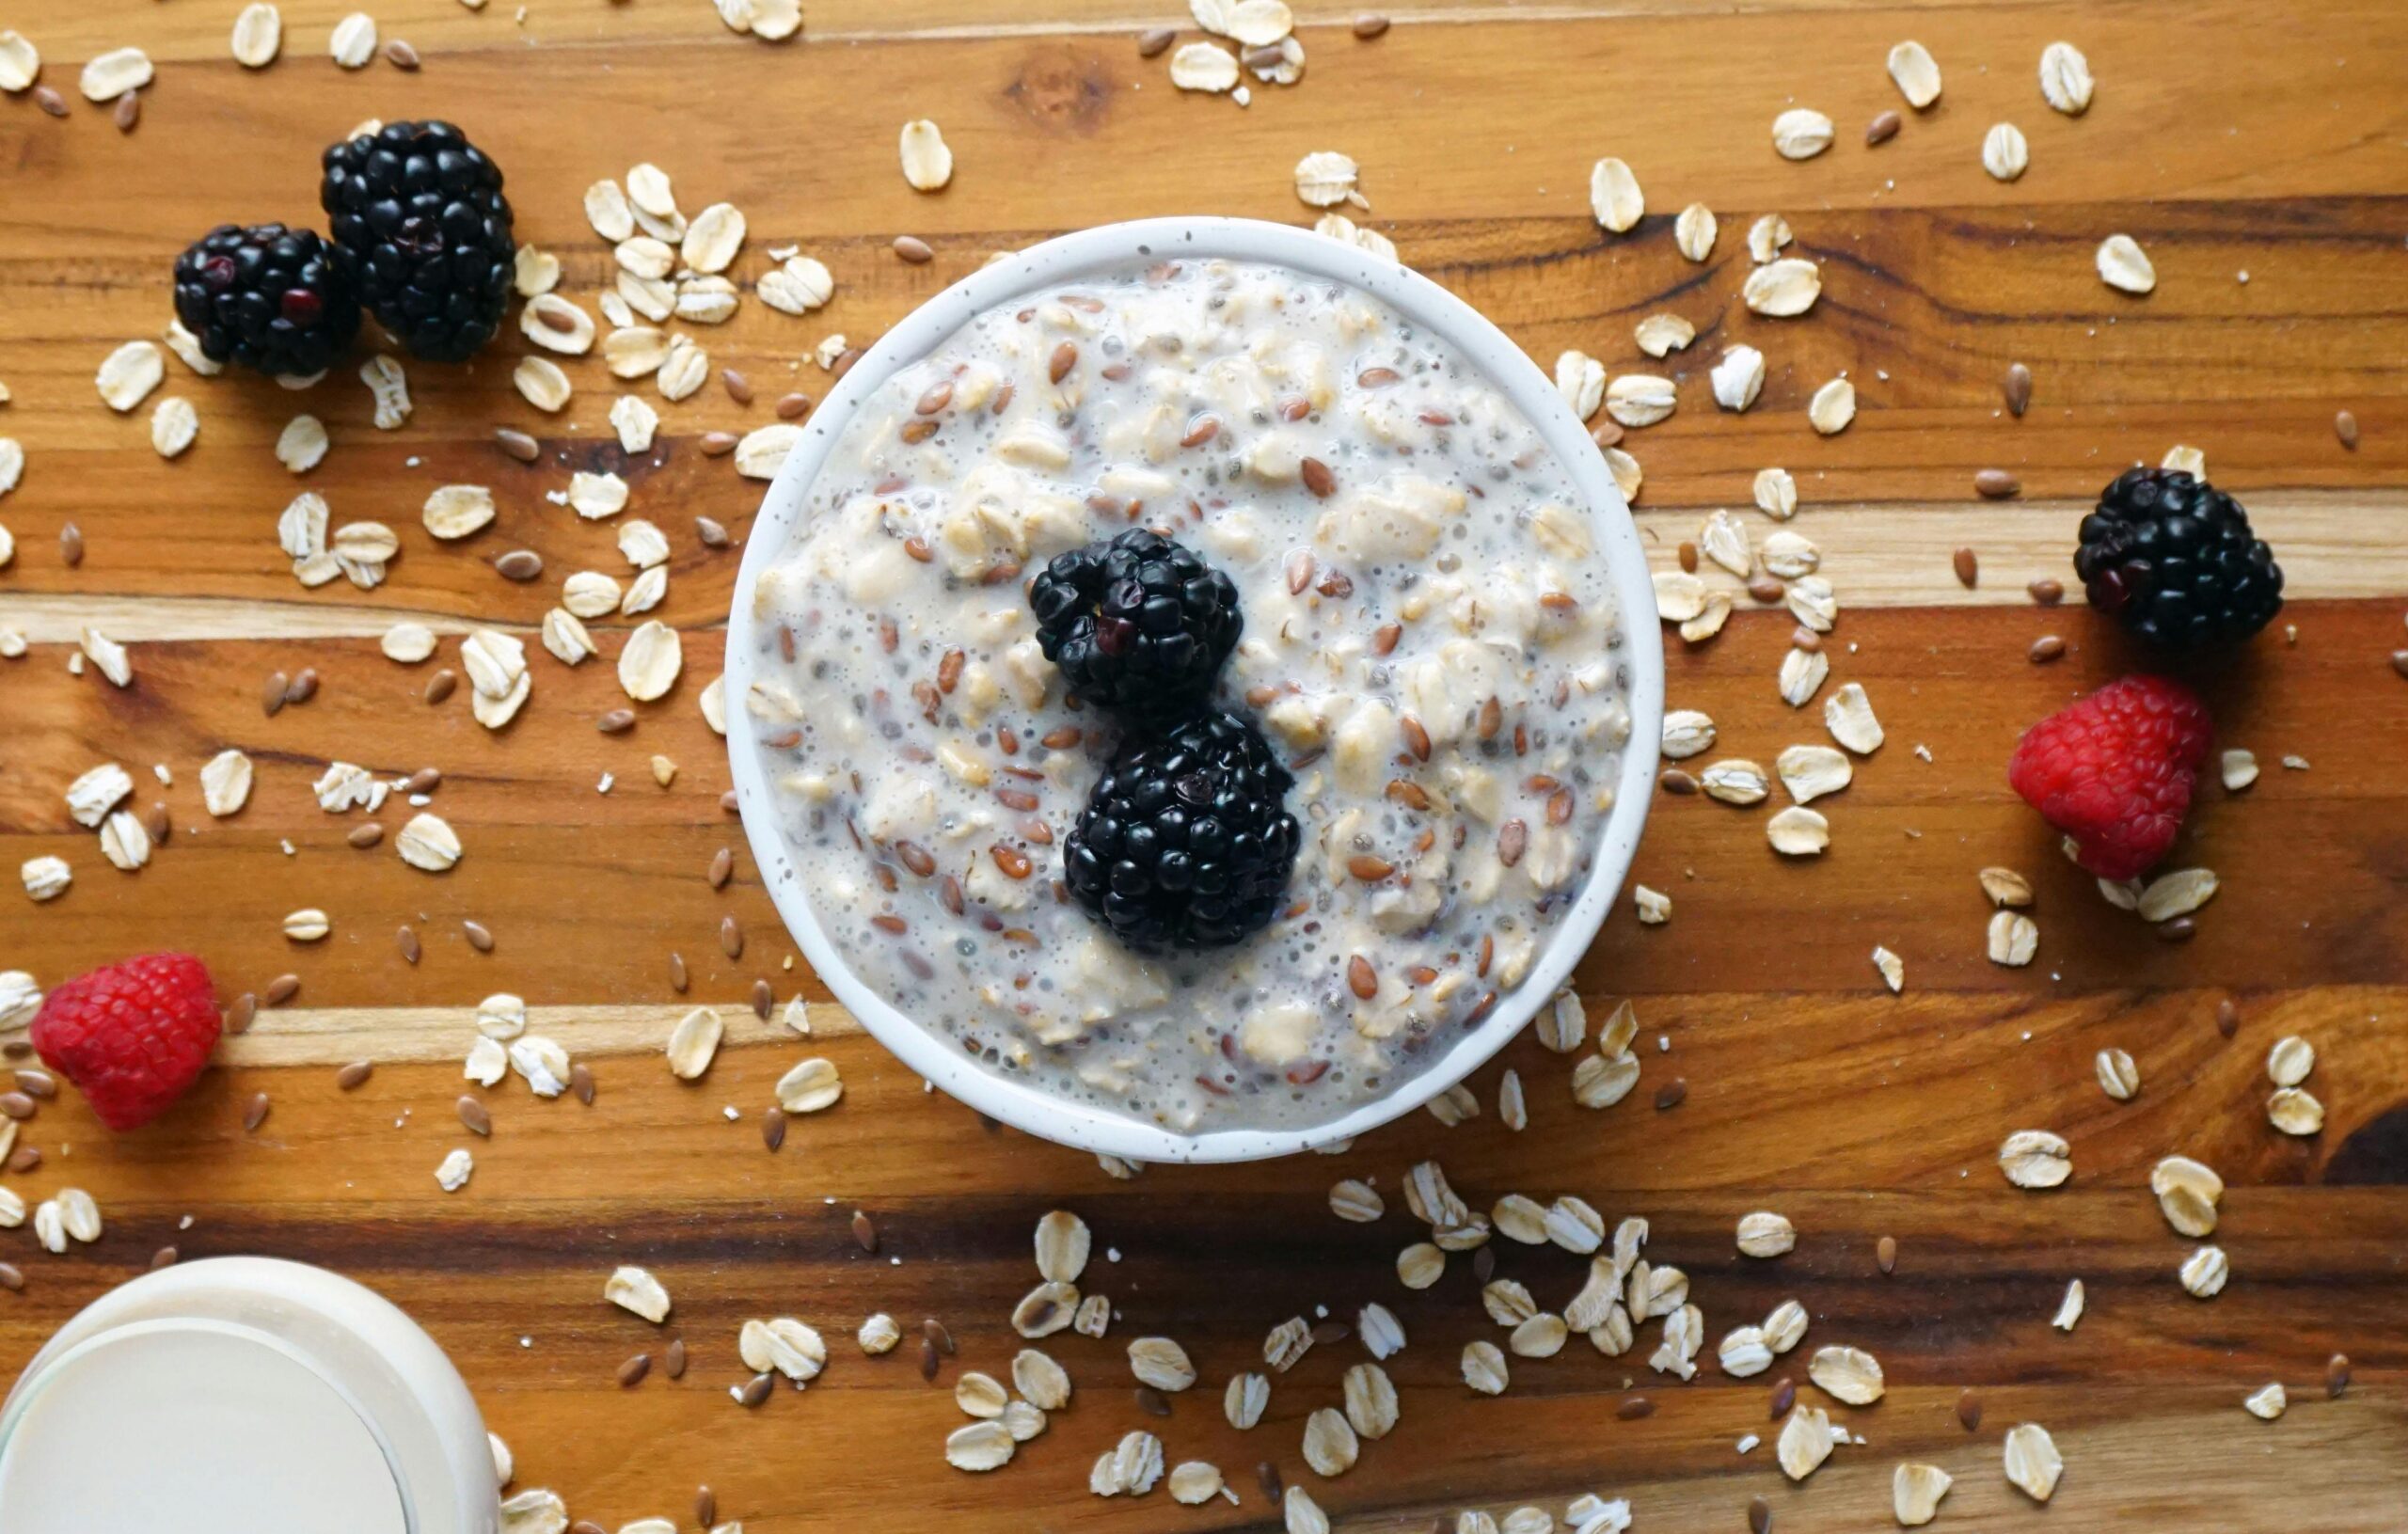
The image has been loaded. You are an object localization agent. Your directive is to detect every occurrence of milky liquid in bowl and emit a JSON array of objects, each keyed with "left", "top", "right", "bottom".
[{"left": 738, "top": 250, "right": 1638, "bottom": 1140}]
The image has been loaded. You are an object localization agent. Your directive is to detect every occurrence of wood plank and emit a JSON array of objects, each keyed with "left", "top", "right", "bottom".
[
  {"left": 0, "top": 991, "right": 2400, "bottom": 1527},
  {"left": 4, "top": 486, "right": 2405, "bottom": 640},
  {"left": 8, "top": 601, "right": 2406, "bottom": 1007}
]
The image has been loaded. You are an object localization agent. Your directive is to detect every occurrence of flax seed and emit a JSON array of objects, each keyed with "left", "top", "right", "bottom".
[
  {"left": 571, "top": 1062, "right": 596, "bottom": 1104},
  {"left": 665, "top": 1338, "right": 687, "bottom": 1378},
  {"left": 618, "top": 1353, "right": 652, "bottom": 1387},
  {"left": 1497, "top": 820, "right": 1528, "bottom": 867},
  {"left": 1347, "top": 955, "right": 1377, "bottom": 999},
  {"left": 1301, "top": 457, "right": 1336, "bottom": 498},
  {"left": 1677, "top": 542, "right": 1699, "bottom": 574},
  {"left": 1769, "top": 1377, "right": 1796, "bottom": 1418},
  {"left": 721, "top": 914, "right": 744, "bottom": 958},
  {"left": 893, "top": 235, "right": 934, "bottom": 264},
  {"left": 722, "top": 369, "right": 753, "bottom": 404},
  {"left": 347, "top": 821, "right": 385, "bottom": 848},
  {"left": 1137, "top": 26, "right": 1175, "bottom": 55},
  {"left": 1749, "top": 1495, "right": 1773, "bottom": 1534},
  {"left": 494, "top": 550, "right": 543, "bottom": 581},
  {"left": 1865, "top": 109, "right": 1901, "bottom": 145},
  {"left": 695, "top": 1489, "right": 717, "bottom": 1529},
  {"left": 1956, "top": 1388, "right": 1983, "bottom": 1431},
  {"left": 598, "top": 707, "right": 636, "bottom": 734},
  {"left": 1654, "top": 1078, "right": 1687, "bottom": 1110},
  {"left": 2029, "top": 635, "right": 2066, "bottom": 663},
  {"left": 1135, "top": 1385, "right": 1172, "bottom": 1416},
  {"left": 701, "top": 431, "right": 739, "bottom": 457},
  {"left": 2326, "top": 1352, "right": 2351, "bottom": 1398},
  {"left": 60, "top": 522, "right": 84, "bottom": 565},
  {"left": 425, "top": 669, "right": 458, "bottom": 704},
  {"left": 1618, "top": 1395, "right": 1654, "bottom": 1419},
  {"left": 851, "top": 1210, "right": 879, "bottom": 1252},
  {"left": 1953, "top": 547, "right": 1980, "bottom": 586},
  {"left": 1748, "top": 575, "right": 1784, "bottom": 603},
  {"left": 5, "top": 1147, "right": 35, "bottom": 1173},
  {"left": 2003, "top": 362, "right": 2033, "bottom": 417},
  {"left": 495, "top": 428, "right": 541, "bottom": 462},
  {"left": 263, "top": 671, "right": 290, "bottom": 716},
  {"left": 151, "top": 1245, "right": 179, "bottom": 1270},
  {"left": 1877, "top": 1235, "right": 1898, "bottom": 1273},
  {"left": 264, "top": 973, "right": 300, "bottom": 1004},
  {"left": 2028, "top": 578, "right": 2065, "bottom": 606},
  {"left": 1974, "top": 469, "right": 2020, "bottom": 499},
  {"left": 739, "top": 1372, "right": 774, "bottom": 1407},
  {"left": 709, "top": 846, "right": 736, "bottom": 887},
  {"left": 456, "top": 1096, "right": 492, "bottom": 1136},
  {"left": 2216, "top": 996, "right": 2240, "bottom": 1037},
  {"left": 224, "top": 993, "right": 258, "bottom": 1034},
  {"left": 463, "top": 920, "right": 495, "bottom": 953},
  {"left": 335, "top": 1060, "right": 373, "bottom": 1091},
  {"left": 752, "top": 979, "right": 772, "bottom": 1020},
  {"left": 668, "top": 951, "right": 689, "bottom": 991},
  {"left": 1659, "top": 768, "right": 1699, "bottom": 795},
  {"left": 396, "top": 926, "right": 421, "bottom": 964},
  {"left": 243, "top": 1092, "right": 270, "bottom": 1131},
  {"left": 1790, "top": 626, "right": 1822, "bottom": 652},
  {"left": 761, "top": 1104, "right": 786, "bottom": 1150}
]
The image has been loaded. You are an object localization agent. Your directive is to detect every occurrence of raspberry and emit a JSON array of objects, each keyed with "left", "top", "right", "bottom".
[
  {"left": 2007, "top": 675, "right": 2213, "bottom": 880},
  {"left": 29, "top": 954, "right": 222, "bottom": 1131}
]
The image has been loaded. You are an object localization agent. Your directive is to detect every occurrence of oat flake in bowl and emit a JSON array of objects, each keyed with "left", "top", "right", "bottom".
[{"left": 727, "top": 219, "right": 1662, "bottom": 1162}]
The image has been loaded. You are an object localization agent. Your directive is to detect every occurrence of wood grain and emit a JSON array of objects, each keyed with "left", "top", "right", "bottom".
[{"left": 2, "top": 0, "right": 2404, "bottom": 1530}]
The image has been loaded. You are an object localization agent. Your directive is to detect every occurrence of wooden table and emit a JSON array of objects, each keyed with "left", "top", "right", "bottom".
[{"left": 4, "top": 1, "right": 2404, "bottom": 1528}]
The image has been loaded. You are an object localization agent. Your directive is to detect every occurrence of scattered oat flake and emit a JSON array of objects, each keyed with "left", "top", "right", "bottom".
[
  {"left": 898, "top": 119, "right": 953, "bottom": 192},
  {"left": 2243, "top": 1383, "right": 2287, "bottom": 1421},
  {"left": 1771, "top": 108, "right": 1833, "bottom": 159},
  {"left": 1743, "top": 259, "right": 1821, "bottom": 317},
  {"left": 1870, "top": 945, "right": 1904, "bottom": 992},
  {"left": 604, "top": 1264, "right": 671, "bottom": 1322},
  {"left": 2038, "top": 41, "right": 2094, "bottom": 115},
  {"left": 1588, "top": 158, "right": 1643, "bottom": 233},
  {"left": 1888, "top": 40, "right": 1941, "bottom": 107},
  {"left": 1168, "top": 41, "right": 1239, "bottom": 92},
  {"left": 2052, "top": 1278, "right": 2084, "bottom": 1331},
  {"left": 1293, "top": 150, "right": 1360, "bottom": 209},
  {"left": 1893, "top": 1463, "right": 1953, "bottom": 1526},
  {"left": 2097, "top": 234, "right": 2156, "bottom": 294},
  {"left": 1808, "top": 377, "right": 1857, "bottom": 435},
  {"left": 2003, "top": 1422, "right": 2063, "bottom": 1500}
]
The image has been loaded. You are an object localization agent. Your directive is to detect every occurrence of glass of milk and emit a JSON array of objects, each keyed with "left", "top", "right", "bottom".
[{"left": 0, "top": 1257, "right": 499, "bottom": 1534}]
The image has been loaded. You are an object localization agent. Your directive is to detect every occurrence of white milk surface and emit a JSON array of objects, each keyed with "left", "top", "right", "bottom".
[{"left": 0, "top": 1322, "right": 409, "bottom": 1533}]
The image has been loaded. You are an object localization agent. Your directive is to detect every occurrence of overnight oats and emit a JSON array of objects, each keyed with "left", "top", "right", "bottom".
[{"left": 742, "top": 255, "right": 1636, "bottom": 1134}]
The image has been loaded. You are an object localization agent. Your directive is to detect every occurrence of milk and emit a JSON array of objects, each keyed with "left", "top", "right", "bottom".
[
  {"left": 0, "top": 1324, "right": 409, "bottom": 1532},
  {"left": 0, "top": 1257, "right": 499, "bottom": 1534}
]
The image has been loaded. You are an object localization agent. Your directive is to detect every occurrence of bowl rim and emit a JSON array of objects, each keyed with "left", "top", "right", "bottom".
[{"left": 723, "top": 215, "right": 1664, "bottom": 1163}]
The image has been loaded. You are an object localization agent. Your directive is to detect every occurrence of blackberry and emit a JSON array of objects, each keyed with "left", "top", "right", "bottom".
[
  {"left": 2074, "top": 467, "right": 2284, "bottom": 648},
  {"left": 1029, "top": 530, "right": 1242, "bottom": 719},
  {"left": 320, "top": 120, "right": 515, "bottom": 363},
  {"left": 1064, "top": 711, "right": 1301, "bottom": 954},
  {"left": 170, "top": 224, "right": 361, "bottom": 377}
]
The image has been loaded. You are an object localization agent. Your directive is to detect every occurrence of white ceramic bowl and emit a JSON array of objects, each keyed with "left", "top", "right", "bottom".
[{"left": 725, "top": 216, "right": 1663, "bottom": 1163}]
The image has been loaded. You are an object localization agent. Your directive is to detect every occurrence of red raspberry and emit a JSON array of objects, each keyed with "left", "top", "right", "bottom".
[
  {"left": 2008, "top": 675, "right": 2213, "bottom": 880},
  {"left": 29, "top": 954, "right": 222, "bottom": 1131}
]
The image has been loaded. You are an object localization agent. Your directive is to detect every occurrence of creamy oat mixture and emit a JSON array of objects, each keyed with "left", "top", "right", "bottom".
[{"left": 746, "top": 256, "right": 1634, "bottom": 1133}]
